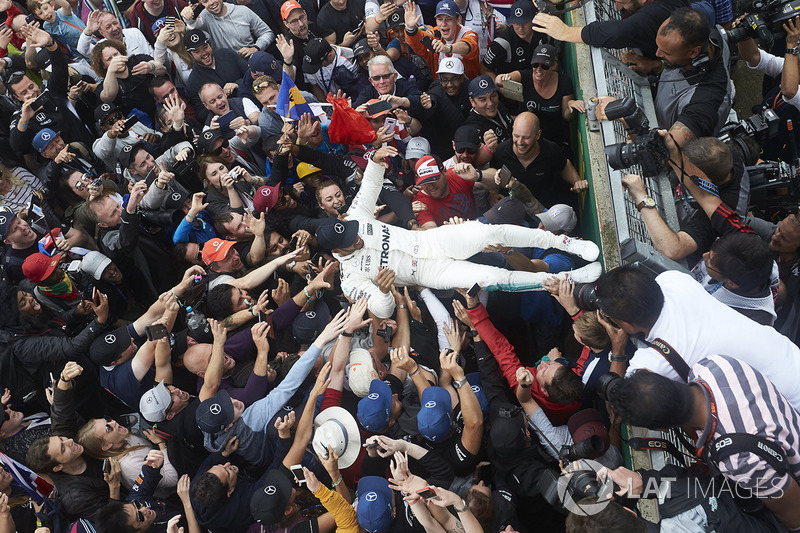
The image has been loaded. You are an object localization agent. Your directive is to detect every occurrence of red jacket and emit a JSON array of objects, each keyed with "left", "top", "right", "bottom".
[
  {"left": 129, "top": 0, "right": 187, "bottom": 45},
  {"left": 467, "top": 304, "right": 581, "bottom": 426}
]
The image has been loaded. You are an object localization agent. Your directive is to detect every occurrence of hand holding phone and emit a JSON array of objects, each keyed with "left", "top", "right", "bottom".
[
  {"left": 416, "top": 487, "right": 439, "bottom": 500},
  {"left": 290, "top": 464, "right": 306, "bottom": 484},
  {"left": 145, "top": 324, "right": 169, "bottom": 341},
  {"left": 467, "top": 283, "right": 481, "bottom": 298},
  {"left": 497, "top": 165, "right": 512, "bottom": 188},
  {"left": 120, "top": 116, "right": 139, "bottom": 133}
]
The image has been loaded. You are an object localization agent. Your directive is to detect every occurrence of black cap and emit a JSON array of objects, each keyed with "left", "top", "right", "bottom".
[
  {"left": 468, "top": 75, "right": 498, "bottom": 98},
  {"left": 483, "top": 197, "right": 525, "bottom": 226},
  {"left": 165, "top": 189, "right": 188, "bottom": 210},
  {"left": 315, "top": 218, "right": 359, "bottom": 251},
  {"left": 118, "top": 141, "right": 145, "bottom": 170},
  {"left": 89, "top": 325, "right": 133, "bottom": 366},
  {"left": 292, "top": 299, "right": 330, "bottom": 344},
  {"left": 453, "top": 125, "right": 480, "bottom": 151},
  {"left": 382, "top": 373, "right": 404, "bottom": 401},
  {"left": 531, "top": 43, "right": 557, "bottom": 67},
  {"left": 387, "top": 10, "right": 404, "bottom": 27},
  {"left": 184, "top": 29, "right": 209, "bottom": 51},
  {"left": 196, "top": 390, "right": 235, "bottom": 433},
  {"left": 302, "top": 38, "right": 332, "bottom": 74},
  {"left": 197, "top": 129, "right": 223, "bottom": 154},
  {"left": 0, "top": 209, "right": 17, "bottom": 240},
  {"left": 251, "top": 468, "right": 293, "bottom": 524},
  {"left": 352, "top": 38, "right": 371, "bottom": 57},
  {"left": 507, "top": 0, "right": 535, "bottom": 24},
  {"left": 94, "top": 102, "right": 119, "bottom": 123},
  {"left": 489, "top": 403, "right": 527, "bottom": 458}
]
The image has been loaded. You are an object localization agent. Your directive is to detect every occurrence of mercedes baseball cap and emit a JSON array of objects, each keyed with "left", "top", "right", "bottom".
[
  {"left": 453, "top": 125, "right": 480, "bottom": 151},
  {"left": 89, "top": 325, "right": 133, "bottom": 366},
  {"left": 435, "top": 0, "right": 460, "bottom": 18},
  {"left": 507, "top": 0, "right": 535, "bottom": 24},
  {"left": 22, "top": 252, "right": 61, "bottom": 284},
  {"left": 292, "top": 298, "right": 330, "bottom": 344},
  {"left": 414, "top": 155, "right": 443, "bottom": 186},
  {"left": 0, "top": 209, "right": 16, "bottom": 240},
  {"left": 357, "top": 378, "right": 392, "bottom": 432},
  {"left": 483, "top": 196, "right": 525, "bottom": 226},
  {"left": 253, "top": 184, "right": 281, "bottom": 214},
  {"left": 538, "top": 204, "right": 578, "bottom": 233},
  {"left": 437, "top": 56, "right": 464, "bottom": 75},
  {"left": 80, "top": 251, "right": 112, "bottom": 281},
  {"left": 280, "top": 0, "right": 303, "bottom": 20},
  {"left": 165, "top": 189, "right": 188, "bottom": 210},
  {"left": 353, "top": 38, "right": 371, "bottom": 57},
  {"left": 532, "top": 43, "right": 557, "bottom": 68},
  {"left": 315, "top": 218, "right": 359, "bottom": 251},
  {"left": 489, "top": 402, "right": 527, "bottom": 457},
  {"left": 417, "top": 386, "right": 453, "bottom": 442},
  {"left": 249, "top": 51, "right": 282, "bottom": 79},
  {"left": 94, "top": 102, "right": 120, "bottom": 123},
  {"left": 202, "top": 238, "right": 236, "bottom": 266},
  {"left": 32, "top": 128, "right": 60, "bottom": 154},
  {"left": 184, "top": 29, "right": 209, "bottom": 51},
  {"left": 251, "top": 467, "right": 293, "bottom": 524},
  {"left": 118, "top": 141, "right": 145, "bottom": 170},
  {"left": 568, "top": 408, "right": 610, "bottom": 459},
  {"left": 468, "top": 75, "right": 498, "bottom": 98},
  {"left": 356, "top": 477, "right": 394, "bottom": 533},
  {"left": 197, "top": 129, "right": 224, "bottom": 154},
  {"left": 140, "top": 380, "right": 171, "bottom": 423},
  {"left": 196, "top": 389, "right": 235, "bottom": 433},
  {"left": 386, "top": 10, "right": 404, "bottom": 27},
  {"left": 302, "top": 38, "right": 332, "bottom": 74},
  {"left": 405, "top": 136, "right": 430, "bottom": 160}
]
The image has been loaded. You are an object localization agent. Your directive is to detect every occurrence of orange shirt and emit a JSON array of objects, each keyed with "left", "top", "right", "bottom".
[{"left": 406, "top": 24, "right": 481, "bottom": 80}]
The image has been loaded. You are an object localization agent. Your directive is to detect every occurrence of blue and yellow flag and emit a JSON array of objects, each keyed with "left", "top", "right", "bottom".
[{"left": 276, "top": 71, "right": 315, "bottom": 121}]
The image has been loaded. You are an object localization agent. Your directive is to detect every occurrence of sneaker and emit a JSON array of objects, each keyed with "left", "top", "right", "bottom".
[
  {"left": 557, "top": 235, "right": 600, "bottom": 262},
  {"left": 558, "top": 262, "right": 603, "bottom": 284}
]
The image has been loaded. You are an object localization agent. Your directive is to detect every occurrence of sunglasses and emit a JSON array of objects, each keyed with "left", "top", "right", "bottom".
[
  {"left": 211, "top": 139, "right": 230, "bottom": 156},
  {"left": 132, "top": 501, "right": 145, "bottom": 523},
  {"left": 532, "top": 63, "right": 551, "bottom": 70},
  {"left": 195, "top": 251, "right": 203, "bottom": 263},
  {"left": 456, "top": 147, "right": 476, "bottom": 155},
  {"left": 103, "top": 113, "right": 125, "bottom": 127},
  {"left": 369, "top": 73, "right": 394, "bottom": 82},
  {"left": 73, "top": 173, "right": 91, "bottom": 190},
  {"left": 253, "top": 81, "right": 275, "bottom": 94},
  {"left": 103, "top": 416, "right": 114, "bottom": 433}
]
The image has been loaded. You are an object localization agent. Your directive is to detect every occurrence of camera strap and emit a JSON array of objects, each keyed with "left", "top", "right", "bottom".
[
  {"left": 703, "top": 433, "right": 790, "bottom": 480},
  {"left": 648, "top": 338, "right": 690, "bottom": 381},
  {"left": 627, "top": 436, "right": 697, "bottom": 465}
]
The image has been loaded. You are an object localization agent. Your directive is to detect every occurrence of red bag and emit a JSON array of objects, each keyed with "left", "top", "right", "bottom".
[{"left": 326, "top": 93, "right": 376, "bottom": 145}]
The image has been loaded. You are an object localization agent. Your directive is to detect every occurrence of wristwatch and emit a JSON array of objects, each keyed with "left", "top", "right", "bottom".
[
  {"left": 286, "top": 260, "right": 297, "bottom": 271},
  {"left": 452, "top": 378, "right": 468, "bottom": 389},
  {"left": 466, "top": 329, "right": 479, "bottom": 338},
  {"left": 635, "top": 196, "right": 656, "bottom": 212},
  {"left": 608, "top": 353, "right": 628, "bottom": 363},
  {"left": 786, "top": 46, "right": 800, "bottom": 56}
]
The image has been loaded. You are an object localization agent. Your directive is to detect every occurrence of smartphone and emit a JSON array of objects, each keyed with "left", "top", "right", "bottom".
[
  {"left": 416, "top": 487, "right": 439, "bottom": 500},
  {"left": 353, "top": 19, "right": 365, "bottom": 34},
  {"left": 145, "top": 324, "right": 169, "bottom": 341},
  {"left": 102, "top": 459, "right": 111, "bottom": 474},
  {"left": 92, "top": 286, "right": 100, "bottom": 305},
  {"left": 165, "top": 15, "right": 175, "bottom": 27},
  {"left": 382, "top": 117, "right": 397, "bottom": 147},
  {"left": 120, "top": 116, "right": 139, "bottom": 133},
  {"left": 25, "top": 13, "right": 37, "bottom": 24},
  {"left": 497, "top": 165, "right": 512, "bottom": 188},
  {"left": 217, "top": 112, "right": 235, "bottom": 135},
  {"left": 288, "top": 236, "right": 299, "bottom": 250},
  {"left": 191, "top": 2, "right": 204, "bottom": 16},
  {"left": 364, "top": 440, "right": 379, "bottom": 449},
  {"left": 467, "top": 283, "right": 481, "bottom": 298},
  {"left": 366, "top": 101, "right": 389, "bottom": 117},
  {"left": 290, "top": 464, "right": 306, "bottom": 484},
  {"left": 49, "top": 372, "right": 55, "bottom": 387},
  {"left": 501, "top": 80, "right": 524, "bottom": 103},
  {"left": 30, "top": 90, "right": 50, "bottom": 111},
  {"left": 420, "top": 35, "right": 435, "bottom": 52}
]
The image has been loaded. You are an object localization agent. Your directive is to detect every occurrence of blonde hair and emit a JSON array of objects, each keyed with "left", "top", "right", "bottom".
[
  {"left": 573, "top": 312, "right": 611, "bottom": 350},
  {"left": 76, "top": 419, "right": 148, "bottom": 460}
]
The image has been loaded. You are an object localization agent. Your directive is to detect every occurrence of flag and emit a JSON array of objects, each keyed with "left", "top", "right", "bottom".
[
  {"left": 0, "top": 450, "right": 54, "bottom": 504},
  {"left": 276, "top": 72, "right": 315, "bottom": 121}
]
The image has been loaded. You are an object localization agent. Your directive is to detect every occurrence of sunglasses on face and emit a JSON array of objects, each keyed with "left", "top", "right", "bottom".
[
  {"left": 132, "top": 501, "right": 145, "bottom": 523},
  {"left": 211, "top": 139, "right": 230, "bottom": 156},
  {"left": 532, "top": 63, "right": 551, "bottom": 70},
  {"left": 103, "top": 113, "right": 125, "bottom": 127},
  {"left": 369, "top": 73, "right": 394, "bottom": 82},
  {"left": 103, "top": 416, "right": 114, "bottom": 433},
  {"left": 73, "top": 173, "right": 91, "bottom": 190},
  {"left": 456, "top": 147, "right": 476, "bottom": 155}
]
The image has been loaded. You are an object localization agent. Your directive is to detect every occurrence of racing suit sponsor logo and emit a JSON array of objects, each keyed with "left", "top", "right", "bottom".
[{"left": 379, "top": 226, "right": 391, "bottom": 268}]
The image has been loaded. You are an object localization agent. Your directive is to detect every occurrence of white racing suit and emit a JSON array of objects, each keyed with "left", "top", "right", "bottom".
[{"left": 336, "top": 159, "right": 599, "bottom": 318}]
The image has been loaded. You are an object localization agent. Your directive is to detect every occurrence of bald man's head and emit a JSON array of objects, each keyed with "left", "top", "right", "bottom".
[{"left": 512, "top": 112, "right": 541, "bottom": 156}]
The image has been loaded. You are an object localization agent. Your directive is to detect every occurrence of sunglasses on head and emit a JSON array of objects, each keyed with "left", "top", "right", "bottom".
[
  {"left": 532, "top": 63, "right": 551, "bottom": 70},
  {"left": 369, "top": 73, "right": 394, "bottom": 82}
]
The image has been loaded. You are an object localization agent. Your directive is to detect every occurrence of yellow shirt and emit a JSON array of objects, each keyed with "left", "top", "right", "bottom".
[{"left": 312, "top": 484, "right": 359, "bottom": 533}]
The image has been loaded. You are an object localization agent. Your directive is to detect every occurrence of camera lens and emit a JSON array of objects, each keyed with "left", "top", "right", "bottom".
[
  {"left": 604, "top": 143, "right": 635, "bottom": 170},
  {"left": 597, "top": 372, "right": 622, "bottom": 401}
]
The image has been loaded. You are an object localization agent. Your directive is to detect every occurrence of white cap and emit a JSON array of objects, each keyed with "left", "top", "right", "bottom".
[
  {"left": 538, "top": 204, "right": 578, "bottom": 234},
  {"left": 139, "top": 381, "right": 171, "bottom": 423},
  {"left": 312, "top": 407, "right": 361, "bottom": 469},
  {"left": 347, "top": 348, "right": 378, "bottom": 398},
  {"left": 80, "top": 251, "right": 112, "bottom": 281},
  {"left": 405, "top": 137, "right": 430, "bottom": 160},
  {"left": 437, "top": 56, "right": 464, "bottom": 75}
]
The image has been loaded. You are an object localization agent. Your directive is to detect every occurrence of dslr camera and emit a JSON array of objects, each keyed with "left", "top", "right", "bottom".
[
  {"left": 723, "top": 0, "right": 800, "bottom": 45},
  {"left": 604, "top": 98, "right": 669, "bottom": 177}
]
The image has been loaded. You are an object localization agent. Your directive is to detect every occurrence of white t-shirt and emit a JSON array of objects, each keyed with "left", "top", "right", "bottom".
[
  {"left": 627, "top": 270, "right": 800, "bottom": 411},
  {"left": 751, "top": 49, "right": 800, "bottom": 111}
]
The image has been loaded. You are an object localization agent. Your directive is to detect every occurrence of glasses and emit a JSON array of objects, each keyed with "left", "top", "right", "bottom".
[
  {"left": 285, "top": 12, "right": 307, "bottom": 26},
  {"left": 369, "top": 73, "right": 394, "bottom": 82},
  {"left": 73, "top": 173, "right": 91, "bottom": 191},
  {"left": 132, "top": 501, "right": 145, "bottom": 523},
  {"left": 211, "top": 139, "right": 230, "bottom": 156},
  {"left": 253, "top": 81, "right": 275, "bottom": 94},
  {"left": 103, "top": 416, "right": 114, "bottom": 433},
  {"left": 532, "top": 63, "right": 551, "bottom": 70},
  {"left": 7, "top": 71, "right": 27, "bottom": 89},
  {"left": 195, "top": 251, "right": 203, "bottom": 263},
  {"left": 439, "top": 76, "right": 461, "bottom": 85},
  {"left": 276, "top": 188, "right": 290, "bottom": 209},
  {"left": 598, "top": 309, "right": 620, "bottom": 329},
  {"left": 704, "top": 254, "right": 721, "bottom": 275},
  {"left": 456, "top": 147, "right": 476, "bottom": 155},
  {"left": 103, "top": 113, "right": 125, "bottom": 127}
]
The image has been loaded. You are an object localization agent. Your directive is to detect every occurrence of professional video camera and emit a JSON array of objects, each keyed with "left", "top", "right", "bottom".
[
  {"left": 748, "top": 160, "right": 800, "bottom": 214},
  {"left": 717, "top": 108, "right": 779, "bottom": 166},
  {"left": 723, "top": 0, "right": 800, "bottom": 45},
  {"left": 603, "top": 98, "right": 669, "bottom": 178}
]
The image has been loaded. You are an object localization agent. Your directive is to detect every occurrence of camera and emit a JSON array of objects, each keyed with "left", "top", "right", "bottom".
[
  {"left": 747, "top": 160, "right": 800, "bottom": 214},
  {"left": 597, "top": 372, "right": 623, "bottom": 401},
  {"left": 603, "top": 98, "right": 669, "bottom": 177},
  {"left": 572, "top": 282, "right": 601, "bottom": 312},
  {"left": 376, "top": 325, "right": 393, "bottom": 342},
  {"left": 722, "top": 0, "right": 800, "bottom": 45},
  {"left": 499, "top": 406, "right": 523, "bottom": 419},
  {"left": 560, "top": 435, "right": 605, "bottom": 462},
  {"left": 717, "top": 108, "right": 779, "bottom": 166}
]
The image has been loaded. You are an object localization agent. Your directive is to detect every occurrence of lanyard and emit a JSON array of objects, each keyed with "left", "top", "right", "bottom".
[{"left": 694, "top": 380, "right": 718, "bottom": 459}]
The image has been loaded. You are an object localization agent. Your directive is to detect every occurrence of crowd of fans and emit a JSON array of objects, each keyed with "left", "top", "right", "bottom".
[{"left": 0, "top": 0, "right": 799, "bottom": 529}]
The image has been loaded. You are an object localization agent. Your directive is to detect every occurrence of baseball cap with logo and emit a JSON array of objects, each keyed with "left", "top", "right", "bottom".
[
  {"left": 118, "top": 141, "right": 145, "bottom": 170},
  {"left": 201, "top": 238, "right": 236, "bottom": 266},
  {"left": 165, "top": 190, "right": 188, "bottom": 210},
  {"left": 291, "top": 298, "right": 330, "bottom": 344},
  {"left": 405, "top": 137, "right": 430, "bottom": 160},
  {"left": 357, "top": 379, "right": 392, "bottom": 432},
  {"left": 251, "top": 468, "right": 293, "bottom": 524},
  {"left": 94, "top": 102, "right": 119, "bottom": 123},
  {"left": 22, "top": 253, "right": 61, "bottom": 284},
  {"left": 32, "top": 128, "right": 60, "bottom": 154},
  {"left": 468, "top": 74, "right": 498, "bottom": 98},
  {"left": 353, "top": 38, "right": 371, "bottom": 57},
  {"left": 139, "top": 380, "right": 171, "bottom": 423},
  {"left": 347, "top": 348, "right": 379, "bottom": 398},
  {"left": 567, "top": 408, "right": 610, "bottom": 459},
  {"left": 414, "top": 155, "right": 443, "bottom": 186},
  {"left": 253, "top": 184, "right": 281, "bottom": 214},
  {"left": 465, "top": 372, "right": 489, "bottom": 417},
  {"left": 436, "top": 56, "right": 464, "bottom": 75},
  {"left": 315, "top": 218, "right": 359, "bottom": 251},
  {"left": 538, "top": 203, "right": 578, "bottom": 233},
  {"left": 0, "top": 209, "right": 16, "bottom": 241},
  {"left": 302, "top": 38, "right": 333, "bottom": 74},
  {"left": 357, "top": 477, "right": 393, "bottom": 533},
  {"left": 532, "top": 43, "right": 557, "bottom": 68},
  {"left": 312, "top": 406, "right": 361, "bottom": 468},
  {"left": 296, "top": 162, "right": 322, "bottom": 180},
  {"left": 417, "top": 386, "right": 453, "bottom": 441},
  {"left": 453, "top": 124, "right": 479, "bottom": 151},
  {"left": 89, "top": 325, "right": 133, "bottom": 366},
  {"left": 348, "top": 149, "right": 373, "bottom": 170},
  {"left": 435, "top": 0, "right": 460, "bottom": 18},
  {"left": 483, "top": 196, "right": 525, "bottom": 226},
  {"left": 386, "top": 10, "right": 404, "bottom": 27},
  {"left": 197, "top": 129, "right": 224, "bottom": 154},
  {"left": 507, "top": 0, "right": 535, "bottom": 24},
  {"left": 184, "top": 29, "right": 209, "bottom": 51},
  {"left": 249, "top": 51, "right": 282, "bottom": 79},
  {"left": 280, "top": 0, "right": 303, "bottom": 20},
  {"left": 489, "top": 402, "right": 527, "bottom": 457},
  {"left": 80, "top": 251, "right": 112, "bottom": 281},
  {"left": 196, "top": 389, "right": 235, "bottom": 433}
]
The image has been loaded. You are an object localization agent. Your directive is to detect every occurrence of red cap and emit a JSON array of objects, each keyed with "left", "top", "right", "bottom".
[
  {"left": 567, "top": 408, "right": 610, "bottom": 459},
  {"left": 23, "top": 253, "right": 62, "bottom": 284},
  {"left": 280, "top": 0, "right": 302, "bottom": 20},
  {"left": 202, "top": 238, "right": 236, "bottom": 266},
  {"left": 253, "top": 184, "right": 281, "bottom": 214},
  {"left": 414, "top": 155, "right": 442, "bottom": 186}
]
